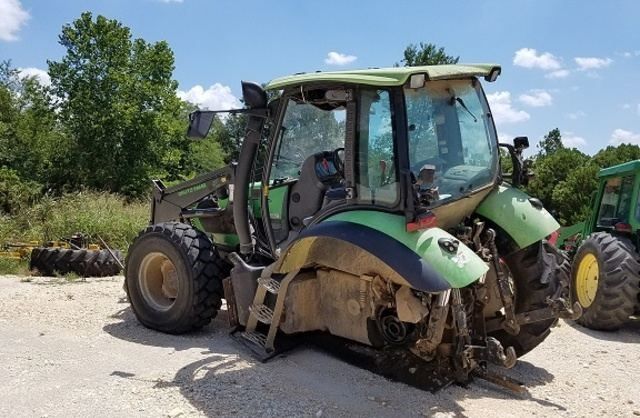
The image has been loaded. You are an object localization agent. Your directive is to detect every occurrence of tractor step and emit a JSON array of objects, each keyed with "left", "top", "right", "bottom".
[
  {"left": 257, "top": 277, "right": 280, "bottom": 294},
  {"left": 241, "top": 330, "right": 268, "bottom": 348},
  {"left": 249, "top": 303, "right": 274, "bottom": 324}
]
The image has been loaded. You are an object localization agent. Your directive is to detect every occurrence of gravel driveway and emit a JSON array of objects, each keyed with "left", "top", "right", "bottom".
[{"left": 1, "top": 275, "right": 639, "bottom": 418}]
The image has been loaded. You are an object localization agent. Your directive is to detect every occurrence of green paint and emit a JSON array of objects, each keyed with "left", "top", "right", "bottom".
[
  {"left": 268, "top": 185, "right": 288, "bottom": 221},
  {"left": 265, "top": 64, "right": 500, "bottom": 90},
  {"left": 598, "top": 159, "right": 640, "bottom": 178},
  {"left": 476, "top": 185, "right": 560, "bottom": 248},
  {"left": 212, "top": 233, "right": 240, "bottom": 247},
  {"left": 177, "top": 182, "right": 207, "bottom": 197},
  {"left": 217, "top": 197, "right": 229, "bottom": 209},
  {"left": 190, "top": 217, "right": 205, "bottom": 233},
  {"left": 326, "top": 211, "right": 489, "bottom": 288}
]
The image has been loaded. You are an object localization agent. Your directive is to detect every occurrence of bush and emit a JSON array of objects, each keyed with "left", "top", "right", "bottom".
[
  {"left": 1, "top": 191, "right": 149, "bottom": 251},
  {"left": 0, "top": 167, "right": 41, "bottom": 215}
]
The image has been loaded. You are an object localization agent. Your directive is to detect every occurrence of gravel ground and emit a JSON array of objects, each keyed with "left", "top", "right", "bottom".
[{"left": 0, "top": 274, "right": 639, "bottom": 418}]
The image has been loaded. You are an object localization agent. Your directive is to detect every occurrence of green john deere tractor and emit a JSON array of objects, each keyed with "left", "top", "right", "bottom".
[
  {"left": 562, "top": 161, "right": 640, "bottom": 330},
  {"left": 125, "top": 64, "right": 579, "bottom": 390}
]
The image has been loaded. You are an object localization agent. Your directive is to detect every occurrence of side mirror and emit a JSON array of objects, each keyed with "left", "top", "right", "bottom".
[
  {"left": 187, "top": 110, "right": 216, "bottom": 139},
  {"left": 513, "top": 136, "right": 529, "bottom": 151},
  {"left": 498, "top": 142, "right": 525, "bottom": 187}
]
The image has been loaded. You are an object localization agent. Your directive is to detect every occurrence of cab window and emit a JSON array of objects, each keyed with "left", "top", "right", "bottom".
[
  {"left": 270, "top": 98, "right": 345, "bottom": 182},
  {"left": 598, "top": 176, "right": 634, "bottom": 226},
  {"left": 356, "top": 89, "right": 398, "bottom": 206}
]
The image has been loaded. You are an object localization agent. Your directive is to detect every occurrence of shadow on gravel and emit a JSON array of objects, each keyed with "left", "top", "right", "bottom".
[
  {"left": 563, "top": 318, "right": 640, "bottom": 344},
  {"left": 105, "top": 306, "right": 565, "bottom": 418}
]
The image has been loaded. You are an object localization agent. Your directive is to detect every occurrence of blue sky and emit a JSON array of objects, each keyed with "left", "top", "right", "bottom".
[{"left": 1, "top": 0, "right": 639, "bottom": 155}]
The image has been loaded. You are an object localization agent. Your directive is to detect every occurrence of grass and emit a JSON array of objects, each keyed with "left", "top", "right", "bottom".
[
  {"left": 0, "top": 191, "right": 149, "bottom": 275},
  {"left": 0, "top": 258, "right": 30, "bottom": 275}
]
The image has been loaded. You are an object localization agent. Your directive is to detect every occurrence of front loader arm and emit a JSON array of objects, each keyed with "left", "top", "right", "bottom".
[{"left": 150, "top": 165, "right": 235, "bottom": 224}]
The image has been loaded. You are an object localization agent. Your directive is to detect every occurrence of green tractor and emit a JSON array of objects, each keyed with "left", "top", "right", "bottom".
[
  {"left": 563, "top": 161, "right": 640, "bottom": 330},
  {"left": 125, "top": 64, "right": 579, "bottom": 390}
]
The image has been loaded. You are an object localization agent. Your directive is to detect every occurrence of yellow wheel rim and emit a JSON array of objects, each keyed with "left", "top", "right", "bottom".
[{"left": 575, "top": 253, "right": 599, "bottom": 307}]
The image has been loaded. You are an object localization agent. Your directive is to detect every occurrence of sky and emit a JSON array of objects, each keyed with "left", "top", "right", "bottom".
[{"left": 0, "top": 0, "right": 639, "bottom": 155}]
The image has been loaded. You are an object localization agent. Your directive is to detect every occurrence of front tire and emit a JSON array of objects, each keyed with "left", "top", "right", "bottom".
[
  {"left": 572, "top": 232, "right": 640, "bottom": 331},
  {"left": 125, "top": 222, "right": 225, "bottom": 334}
]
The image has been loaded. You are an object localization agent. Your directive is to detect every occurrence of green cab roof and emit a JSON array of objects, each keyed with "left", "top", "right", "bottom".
[
  {"left": 598, "top": 159, "right": 640, "bottom": 178},
  {"left": 264, "top": 63, "right": 501, "bottom": 90}
]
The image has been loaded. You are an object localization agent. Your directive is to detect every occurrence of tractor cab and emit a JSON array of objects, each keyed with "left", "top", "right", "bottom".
[
  {"left": 221, "top": 65, "right": 513, "bottom": 257},
  {"left": 585, "top": 160, "right": 640, "bottom": 240}
]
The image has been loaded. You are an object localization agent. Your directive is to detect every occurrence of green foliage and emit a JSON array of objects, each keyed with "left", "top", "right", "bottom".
[
  {"left": 536, "top": 128, "right": 563, "bottom": 156},
  {"left": 398, "top": 42, "right": 459, "bottom": 66},
  {"left": 527, "top": 147, "right": 590, "bottom": 211},
  {"left": 47, "top": 12, "right": 192, "bottom": 197},
  {"left": 0, "top": 258, "right": 28, "bottom": 275},
  {"left": 526, "top": 128, "right": 640, "bottom": 225},
  {"left": 1, "top": 191, "right": 148, "bottom": 250},
  {"left": 0, "top": 167, "right": 40, "bottom": 215}
]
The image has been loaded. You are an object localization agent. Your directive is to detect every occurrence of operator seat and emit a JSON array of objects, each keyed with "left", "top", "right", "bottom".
[{"left": 288, "top": 151, "right": 342, "bottom": 231}]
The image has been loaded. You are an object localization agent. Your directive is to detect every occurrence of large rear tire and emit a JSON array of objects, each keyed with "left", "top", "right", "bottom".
[
  {"left": 490, "top": 241, "right": 568, "bottom": 357},
  {"left": 572, "top": 232, "right": 640, "bottom": 331},
  {"left": 125, "top": 222, "right": 225, "bottom": 334},
  {"left": 30, "top": 248, "right": 123, "bottom": 277}
]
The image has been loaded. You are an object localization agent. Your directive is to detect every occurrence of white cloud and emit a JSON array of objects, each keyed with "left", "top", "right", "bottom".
[
  {"left": 574, "top": 56, "right": 613, "bottom": 71},
  {"left": 513, "top": 48, "right": 562, "bottom": 70},
  {"left": 566, "top": 111, "right": 586, "bottom": 120},
  {"left": 324, "top": 51, "right": 357, "bottom": 66},
  {"left": 545, "top": 69, "right": 570, "bottom": 79},
  {"left": 563, "top": 131, "right": 587, "bottom": 148},
  {"left": 518, "top": 90, "right": 553, "bottom": 107},
  {"left": 0, "top": 0, "right": 29, "bottom": 41},
  {"left": 487, "top": 91, "right": 530, "bottom": 125},
  {"left": 622, "top": 103, "right": 631, "bottom": 110},
  {"left": 610, "top": 128, "right": 640, "bottom": 145},
  {"left": 18, "top": 67, "right": 50, "bottom": 86},
  {"left": 177, "top": 83, "right": 240, "bottom": 111},
  {"left": 637, "top": 104, "right": 640, "bottom": 116},
  {"left": 621, "top": 51, "right": 640, "bottom": 58}
]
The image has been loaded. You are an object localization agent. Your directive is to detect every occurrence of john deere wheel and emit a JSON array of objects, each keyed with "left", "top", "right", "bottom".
[
  {"left": 572, "top": 232, "right": 640, "bottom": 331},
  {"left": 125, "top": 222, "right": 226, "bottom": 334}
]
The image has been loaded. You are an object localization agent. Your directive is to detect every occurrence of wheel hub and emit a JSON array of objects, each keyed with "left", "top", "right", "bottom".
[
  {"left": 138, "top": 252, "right": 179, "bottom": 311},
  {"left": 576, "top": 253, "right": 599, "bottom": 308}
]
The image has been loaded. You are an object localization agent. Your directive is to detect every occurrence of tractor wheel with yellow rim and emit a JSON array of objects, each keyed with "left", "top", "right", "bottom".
[{"left": 571, "top": 232, "right": 640, "bottom": 330}]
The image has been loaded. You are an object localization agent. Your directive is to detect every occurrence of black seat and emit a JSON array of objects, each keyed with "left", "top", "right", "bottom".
[{"left": 288, "top": 151, "right": 342, "bottom": 231}]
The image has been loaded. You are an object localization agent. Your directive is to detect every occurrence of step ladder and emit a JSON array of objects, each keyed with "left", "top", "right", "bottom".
[{"left": 238, "top": 269, "right": 299, "bottom": 360}]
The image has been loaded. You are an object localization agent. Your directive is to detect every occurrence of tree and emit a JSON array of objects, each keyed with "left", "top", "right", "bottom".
[
  {"left": 537, "top": 128, "right": 563, "bottom": 156},
  {"left": 48, "top": 13, "right": 188, "bottom": 196},
  {"left": 398, "top": 42, "right": 459, "bottom": 66}
]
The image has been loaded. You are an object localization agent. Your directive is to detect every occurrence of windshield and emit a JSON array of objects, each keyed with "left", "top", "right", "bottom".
[{"left": 405, "top": 78, "right": 498, "bottom": 204}]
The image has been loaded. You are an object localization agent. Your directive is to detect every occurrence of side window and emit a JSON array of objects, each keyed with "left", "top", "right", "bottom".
[
  {"left": 598, "top": 176, "right": 634, "bottom": 226},
  {"left": 356, "top": 89, "right": 398, "bottom": 205},
  {"left": 270, "top": 99, "right": 345, "bottom": 182}
]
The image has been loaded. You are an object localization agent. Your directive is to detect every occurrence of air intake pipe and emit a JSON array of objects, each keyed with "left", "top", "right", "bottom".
[{"left": 233, "top": 81, "right": 268, "bottom": 255}]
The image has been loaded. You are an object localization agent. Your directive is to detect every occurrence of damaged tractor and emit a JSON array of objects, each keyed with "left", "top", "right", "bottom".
[{"left": 125, "top": 64, "right": 580, "bottom": 390}]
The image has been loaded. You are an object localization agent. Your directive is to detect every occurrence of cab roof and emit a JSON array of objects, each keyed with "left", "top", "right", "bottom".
[
  {"left": 265, "top": 63, "right": 501, "bottom": 90},
  {"left": 598, "top": 160, "right": 640, "bottom": 178}
]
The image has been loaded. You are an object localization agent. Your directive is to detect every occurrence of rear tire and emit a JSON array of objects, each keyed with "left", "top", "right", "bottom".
[
  {"left": 29, "top": 248, "right": 123, "bottom": 277},
  {"left": 125, "top": 222, "right": 225, "bottom": 334},
  {"left": 572, "top": 232, "right": 640, "bottom": 331},
  {"left": 490, "top": 241, "right": 568, "bottom": 357}
]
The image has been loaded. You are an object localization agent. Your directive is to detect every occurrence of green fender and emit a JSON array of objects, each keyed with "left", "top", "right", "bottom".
[
  {"left": 475, "top": 185, "right": 560, "bottom": 249},
  {"left": 320, "top": 211, "right": 489, "bottom": 289}
]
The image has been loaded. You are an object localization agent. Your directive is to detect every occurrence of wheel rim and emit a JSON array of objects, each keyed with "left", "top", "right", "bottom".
[
  {"left": 138, "top": 252, "right": 179, "bottom": 311},
  {"left": 576, "top": 253, "right": 599, "bottom": 308}
]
